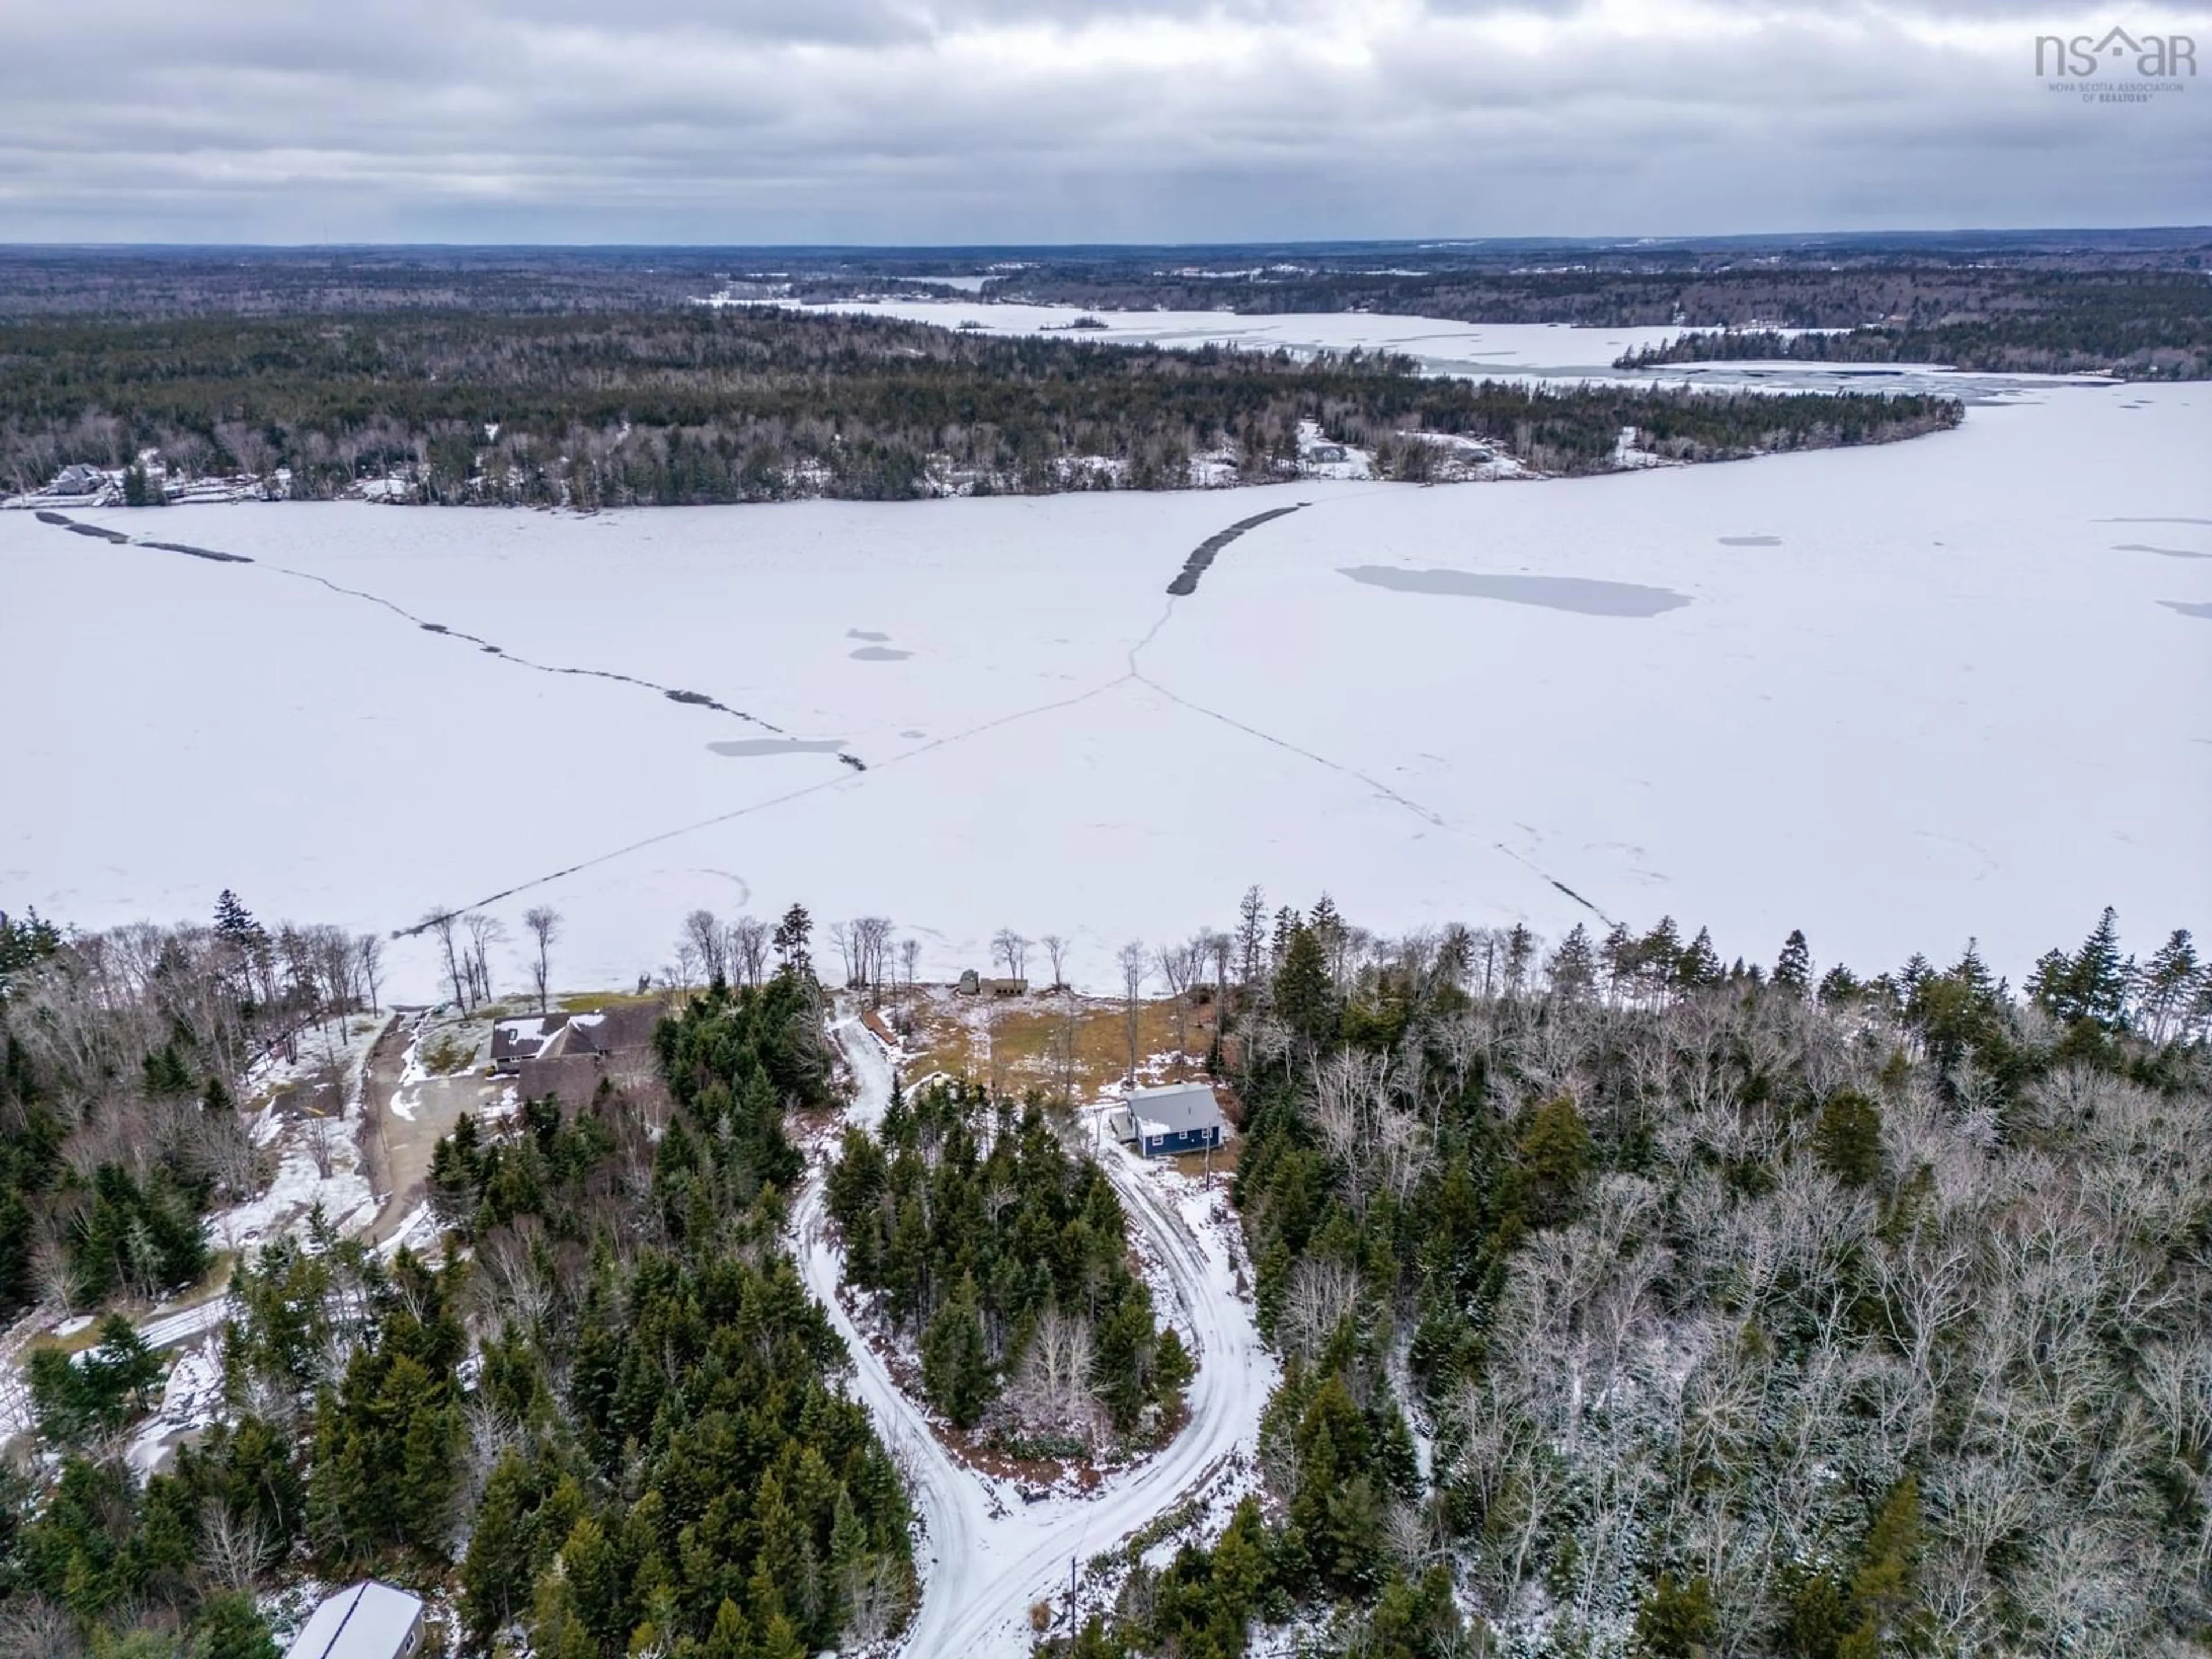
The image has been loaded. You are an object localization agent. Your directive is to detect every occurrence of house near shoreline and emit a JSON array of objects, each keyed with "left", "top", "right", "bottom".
[
  {"left": 954, "top": 969, "right": 1027, "bottom": 997},
  {"left": 284, "top": 1581, "right": 424, "bottom": 1659},
  {"left": 490, "top": 1001, "right": 665, "bottom": 1099},
  {"left": 1111, "top": 1080, "right": 1226, "bottom": 1158}
]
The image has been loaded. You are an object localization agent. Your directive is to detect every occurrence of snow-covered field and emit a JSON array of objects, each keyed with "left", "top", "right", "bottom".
[{"left": 1, "top": 375, "right": 2205, "bottom": 997}]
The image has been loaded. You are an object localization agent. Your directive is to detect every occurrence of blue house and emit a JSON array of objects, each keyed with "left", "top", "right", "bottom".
[{"left": 1119, "top": 1082, "right": 1225, "bottom": 1158}]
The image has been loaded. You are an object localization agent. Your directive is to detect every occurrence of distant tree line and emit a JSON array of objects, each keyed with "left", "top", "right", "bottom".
[
  {"left": 0, "top": 308, "right": 1959, "bottom": 502},
  {"left": 983, "top": 265, "right": 2211, "bottom": 380},
  {"left": 1613, "top": 272, "right": 2212, "bottom": 378}
]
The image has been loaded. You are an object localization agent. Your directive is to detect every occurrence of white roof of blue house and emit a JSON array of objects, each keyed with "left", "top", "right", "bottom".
[
  {"left": 1128, "top": 1081, "right": 1222, "bottom": 1137},
  {"left": 286, "top": 1582, "right": 422, "bottom": 1659}
]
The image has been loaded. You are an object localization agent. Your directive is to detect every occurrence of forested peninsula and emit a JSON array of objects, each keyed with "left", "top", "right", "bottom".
[{"left": 0, "top": 308, "right": 1960, "bottom": 507}]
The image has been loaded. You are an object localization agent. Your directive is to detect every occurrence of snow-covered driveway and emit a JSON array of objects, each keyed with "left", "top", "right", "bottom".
[{"left": 797, "top": 1008, "right": 1278, "bottom": 1657}]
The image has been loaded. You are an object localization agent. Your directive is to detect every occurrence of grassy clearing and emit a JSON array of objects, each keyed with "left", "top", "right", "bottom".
[
  {"left": 27, "top": 1251, "right": 238, "bottom": 1354},
  {"left": 559, "top": 988, "right": 664, "bottom": 1013},
  {"left": 886, "top": 988, "right": 1219, "bottom": 1103},
  {"left": 421, "top": 1032, "right": 476, "bottom": 1075}
]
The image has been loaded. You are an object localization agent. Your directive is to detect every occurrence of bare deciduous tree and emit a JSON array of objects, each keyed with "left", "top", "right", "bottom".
[
  {"left": 423, "top": 908, "right": 467, "bottom": 1010},
  {"left": 684, "top": 908, "right": 728, "bottom": 985},
  {"left": 354, "top": 932, "right": 384, "bottom": 1016},
  {"left": 1116, "top": 942, "right": 1148, "bottom": 1086},
  {"left": 729, "top": 915, "right": 769, "bottom": 989},
  {"left": 522, "top": 906, "right": 562, "bottom": 1013},
  {"left": 462, "top": 913, "right": 504, "bottom": 1007}
]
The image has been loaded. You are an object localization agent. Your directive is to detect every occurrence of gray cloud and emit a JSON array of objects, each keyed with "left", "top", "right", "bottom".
[{"left": 0, "top": 0, "right": 2203, "bottom": 241}]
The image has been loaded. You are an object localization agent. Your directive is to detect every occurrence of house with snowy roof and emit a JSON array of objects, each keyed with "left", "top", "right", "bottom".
[
  {"left": 1111, "top": 1081, "right": 1225, "bottom": 1158},
  {"left": 285, "top": 1582, "right": 423, "bottom": 1659},
  {"left": 490, "top": 1002, "right": 663, "bottom": 1076}
]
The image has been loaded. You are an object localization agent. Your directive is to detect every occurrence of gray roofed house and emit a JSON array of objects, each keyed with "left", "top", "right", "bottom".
[
  {"left": 490, "top": 1013, "right": 570, "bottom": 1074},
  {"left": 495, "top": 998, "right": 668, "bottom": 1101},
  {"left": 1113, "top": 1081, "right": 1225, "bottom": 1158},
  {"left": 285, "top": 1582, "right": 424, "bottom": 1659},
  {"left": 51, "top": 463, "right": 109, "bottom": 495}
]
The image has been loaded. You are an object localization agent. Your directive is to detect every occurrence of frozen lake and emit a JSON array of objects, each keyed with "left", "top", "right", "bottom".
[{"left": 2, "top": 373, "right": 2205, "bottom": 998}]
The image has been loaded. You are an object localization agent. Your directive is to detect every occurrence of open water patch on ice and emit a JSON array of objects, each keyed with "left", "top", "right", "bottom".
[
  {"left": 2097, "top": 517, "right": 2212, "bottom": 527},
  {"left": 847, "top": 628, "right": 892, "bottom": 642},
  {"left": 2158, "top": 600, "right": 2212, "bottom": 620},
  {"left": 2115, "top": 543, "right": 2211, "bottom": 560},
  {"left": 1718, "top": 535, "right": 1782, "bottom": 547},
  {"left": 1340, "top": 565, "right": 1692, "bottom": 618},
  {"left": 850, "top": 645, "right": 913, "bottom": 661},
  {"left": 708, "top": 738, "right": 849, "bottom": 759},
  {"left": 1168, "top": 503, "right": 1307, "bottom": 596}
]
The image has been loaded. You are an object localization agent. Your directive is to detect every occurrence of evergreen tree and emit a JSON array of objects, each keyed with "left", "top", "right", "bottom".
[
  {"left": 1676, "top": 926, "right": 1724, "bottom": 991},
  {"left": 1636, "top": 1573, "right": 1718, "bottom": 1657},
  {"left": 1502, "top": 923, "right": 1536, "bottom": 997},
  {"left": 213, "top": 889, "right": 260, "bottom": 945},
  {"left": 1816, "top": 963, "right": 1860, "bottom": 1007},
  {"left": 1518, "top": 1097, "right": 1590, "bottom": 1228},
  {"left": 191, "top": 1592, "right": 279, "bottom": 1659},
  {"left": 1812, "top": 1090, "right": 1883, "bottom": 1189},
  {"left": 2134, "top": 927, "right": 2202, "bottom": 1040},
  {"left": 773, "top": 903, "right": 815, "bottom": 974},
  {"left": 921, "top": 1275, "right": 991, "bottom": 1428},
  {"left": 1273, "top": 925, "right": 1336, "bottom": 1048},
  {"left": 1546, "top": 924, "right": 1597, "bottom": 1001},
  {"left": 1600, "top": 923, "right": 1636, "bottom": 999},
  {"left": 1774, "top": 929, "right": 1812, "bottom": 994},
  {"left": 2035, "top": 906, "right": 2130, "bottom": 1030}
]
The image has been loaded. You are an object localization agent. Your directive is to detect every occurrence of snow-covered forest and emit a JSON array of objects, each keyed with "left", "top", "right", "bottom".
[
  {"left": 3, "top": 889, "right": 2207, "bottom": 1658},
  {"left": 1054, "top": 902, "right": 2212, "bottom": 1658},
  {"left": 0, "top": 307, "right": 1960, "bottom": 505}
]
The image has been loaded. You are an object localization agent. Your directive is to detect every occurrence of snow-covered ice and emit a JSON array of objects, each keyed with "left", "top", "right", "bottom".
[
  {"left": 700, "top": 294, "right": 1695, "bottom": 381},
  {"left": 1, "top": 374, "right": 2205, "bottom": 998}
]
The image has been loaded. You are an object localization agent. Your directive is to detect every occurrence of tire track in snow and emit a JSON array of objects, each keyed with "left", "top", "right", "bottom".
[{"left": 801, "top": 1010, "right": 1273, "bottom": 1658}]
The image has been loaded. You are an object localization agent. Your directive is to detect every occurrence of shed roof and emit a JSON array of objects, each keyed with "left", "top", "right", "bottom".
[
  {"left": 286, "top": 1582, "right": 422, "bottom": 1659},
  {"left": 1128, "top": 1081, "right": 1222, "bottom": 1137}
]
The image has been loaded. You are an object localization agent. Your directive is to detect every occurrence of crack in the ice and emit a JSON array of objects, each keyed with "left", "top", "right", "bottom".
[
  {"left": 1130, "top": 670, "right": 1614, "bottom": 925},
  {"left": 395, "top": 677, "right": 1141, "bottom": 935},
  {"left": 261, "top": 564, "right": 791, "bottom": 735},
  {"left": 28, "top": 511, "right": 798, "bottom": 738}
]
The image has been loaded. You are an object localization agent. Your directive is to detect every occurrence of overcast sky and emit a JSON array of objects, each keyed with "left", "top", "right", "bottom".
[{"left": 1, "top": 0, "right": 2205, "bottom": 243}]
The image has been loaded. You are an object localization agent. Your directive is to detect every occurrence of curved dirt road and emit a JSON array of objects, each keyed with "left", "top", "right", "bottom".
[{"left": 797, "top": 1008, "right": 1275, "bottom": 1657}]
